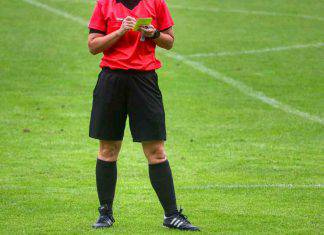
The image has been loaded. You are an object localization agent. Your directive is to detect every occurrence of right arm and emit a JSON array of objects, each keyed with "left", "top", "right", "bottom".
[
  {"left": 88, "top": 16, "right": 136, "bottom": 55},
  {"left": 88, "top": 30, "right": 123, "bottom": 55}
]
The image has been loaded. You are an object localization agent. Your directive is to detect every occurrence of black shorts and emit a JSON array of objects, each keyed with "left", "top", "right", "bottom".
[{"left": 89, "top": 67, "right": 166, "bottom": 142}]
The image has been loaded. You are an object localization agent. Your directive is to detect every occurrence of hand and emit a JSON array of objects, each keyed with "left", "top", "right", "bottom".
[
  {"left": 118, "top": 16, "right": 136, "bottom": 36},
  {"left": 139, "top": 25, "right": 156, "bottom": 38}
]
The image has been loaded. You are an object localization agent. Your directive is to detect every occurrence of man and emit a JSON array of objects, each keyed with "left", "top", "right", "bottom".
[{"left": 87, "top": 0, "right": 199, "bottom": 231}]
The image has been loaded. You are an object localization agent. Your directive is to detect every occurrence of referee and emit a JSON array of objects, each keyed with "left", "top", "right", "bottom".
[{"left": 87, "top": 0, "right": 199, "bottom": 231}]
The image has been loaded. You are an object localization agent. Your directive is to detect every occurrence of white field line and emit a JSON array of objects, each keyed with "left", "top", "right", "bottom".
[
  {"left": 169, "top": 5, "right": 324, "bottom": 22},
  {"left": 1, "top": 184, "right": 323, "bottom": 192},
  {"left": 22, "top": 0, "right": 324, "bottom": 125},
  {"left": 187, "top": 42, "right": 324, "bottom": 58},
  {"left": 182, "top": 184, "right": 324, "bottom": 190},
  {"left": 22, "top": 0, "right": 87, "bottom": 25},
  {"left": 164, "top": 51, "right": 324, "bottom": 125}
]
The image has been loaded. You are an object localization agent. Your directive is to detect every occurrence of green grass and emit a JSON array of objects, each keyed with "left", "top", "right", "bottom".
[{"left": 0, "top": 0, "right": 323, "bottom": 234}]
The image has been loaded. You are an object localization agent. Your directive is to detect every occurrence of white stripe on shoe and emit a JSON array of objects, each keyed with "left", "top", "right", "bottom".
[
  {"left": 170, "top": 218, "right": 177, "bottom": 225},
  {"left": 174, "top": 219, "right": 180, "bottom": 226},
  {"left": 177, "top": 221, "right": 184, "bottom": 228}
]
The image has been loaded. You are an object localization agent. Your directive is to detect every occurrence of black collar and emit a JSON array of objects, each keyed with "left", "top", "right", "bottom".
[{"left": 116, "top": 0, "right": 142, "bottom": 10}]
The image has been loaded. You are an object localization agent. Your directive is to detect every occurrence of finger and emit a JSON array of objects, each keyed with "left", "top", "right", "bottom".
[
  {"left": 123, "top": 16, "right": 130, "bottom": 24},
  {"left": 124, "top": 25, "right": 135, "bottom": 30},
  {"left": 124, "top": 25, "right": 133, "bottom": 30},
  {"left": 125, "top": 16, "right": 136, "bottom": 23},
  {"left": 124, "top": 22, "right": 134, "bottom": 26},
  {"left": 126, "top": 23, "right": 136, "bottom": 29},
  {"left": 140, "top": 26, "right": 149, "bottom": 30},
  {"left": 142, "top": 28, "right": 154, "bottom": 34},
  {"left": 147, "top": 25, "right": 155, "bottom": 30},
  {"left": 128, "top": 23, "right": 136, "bottom": 28},
  {"left": 124, "top": 22, "right": 135, "bottom": 27},
  {"left": 125, "top": 19, "right": 136, "bottom": 24},
  {"left": 123, "top": 19, "right": 135, "bottom": 27},
  {"left": 129, "top": 16, "right": 136, "bottom": 21},
  {"left": 125, "top": 16, "right": 134, "bottom": 20},
  {"left": 124, "top": 20, "right": 136, "bottom": 25},
  {"left": 123, "top": 23, "right": 133, "bottom": 27},
  {"left": 142, "top": 25, "right": 154, "bottom": 31},
  {"left": 124, "top": 26, "right": 133, "bottom": 30}
]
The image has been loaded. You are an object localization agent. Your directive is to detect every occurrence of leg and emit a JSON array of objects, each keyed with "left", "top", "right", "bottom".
[
  {"left": 142, "top": 141, "right": 178, "bottom": 217},
  {"left": 127, "top": 71, "right": 199, "bottom": 230},
  {"left": 89, "top": 68, "right": 127, "bottom": 228},
  {"left": 90, "top": 69, "right": 126, "bottom": 212},
  {"left": 96, "top": 140, "right": 122, "bottom": 214}
]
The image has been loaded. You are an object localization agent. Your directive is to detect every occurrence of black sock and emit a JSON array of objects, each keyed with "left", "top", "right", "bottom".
[
  {"left": 149, "top": 160, "right": 178, "bottom": 217},
  {"left": 96, "top": 159, "right": 117, "bottom": 215}
]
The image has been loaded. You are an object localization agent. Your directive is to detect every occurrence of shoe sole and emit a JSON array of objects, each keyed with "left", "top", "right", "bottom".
[
  {"left": 163, "top": 225, "right": 200, "bottom": 231},
  {"left": 92, "top": 223, "right": 113, "bottom": 229}
]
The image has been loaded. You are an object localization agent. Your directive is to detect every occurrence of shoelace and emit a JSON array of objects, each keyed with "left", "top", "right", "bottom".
[
  {"left": 108, "top": 216, "right": 115, "bottom": 223},
  {"left": 177, "top": 208, "right": 191, "bottom": 224},
  {"left": 99, "top": 215, "right": 114, "bottom": 223}
]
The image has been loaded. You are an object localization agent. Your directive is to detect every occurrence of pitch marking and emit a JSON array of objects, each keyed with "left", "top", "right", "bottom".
[
  {"left": 181, "top": 184, "right": 324, "bottom": 190},
  {"left": 187, "top": 42, "right": 324, "bottom": 58},
  {"left": 170, "top": 5, "right": 324, "bottom": 22},
  {"left": 164, "top": 51, "right": 324, "bottom": 125},
  {"left": 21, "top": 0, "right": 324, "bottom": 125},
  {"left": 22, "top": 0, "right": 87, "bottom": 25}
]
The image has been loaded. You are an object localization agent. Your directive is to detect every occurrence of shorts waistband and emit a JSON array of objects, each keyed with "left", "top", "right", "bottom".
[{"left": 102, "top": 67, "right": 155, "bottom": 75}]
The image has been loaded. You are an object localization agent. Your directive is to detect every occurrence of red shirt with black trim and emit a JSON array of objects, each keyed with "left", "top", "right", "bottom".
[{"left": 88, "top": 0, "right": 174, "bottom": 71}]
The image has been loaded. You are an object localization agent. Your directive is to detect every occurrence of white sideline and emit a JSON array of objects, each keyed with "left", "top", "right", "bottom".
[
  {"left": 187, "top": 42, "right": 324, "bottom": 58},
  {"left": 181, "top": 184, "right": 324, "bottom": 190},
  {"left": 22, "top": 0, "right": 324, "bottom": 125},
  {"left": 164, "top": 51, "right": 324, "bottom": 125},
  {"left": 22, "top": 0, "right": 87, "bottom": 25},
  {"left": 169, "top": 5, "right": 324, "bottom": 22}
]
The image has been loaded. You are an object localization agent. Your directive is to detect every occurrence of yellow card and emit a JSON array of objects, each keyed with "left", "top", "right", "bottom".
[{"left": 133, "top": 18, "right": 152, "bottom": 31}]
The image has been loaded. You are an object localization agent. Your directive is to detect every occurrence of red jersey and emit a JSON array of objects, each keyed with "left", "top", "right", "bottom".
[{"left": 88, "top": 0, "right": 174, "bottom": 71}]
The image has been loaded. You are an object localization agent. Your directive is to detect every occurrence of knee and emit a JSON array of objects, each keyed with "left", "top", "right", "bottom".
[
  {"left": 146, "top": 146, "right": 167, "bottom": 164},
  {"left": 99, "top": 142, "right": 120, "bottom": 162}
]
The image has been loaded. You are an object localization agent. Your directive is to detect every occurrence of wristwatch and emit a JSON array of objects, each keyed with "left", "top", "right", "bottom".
[{"left": 150, "top": 29, "right": 161, "bottom": 39}]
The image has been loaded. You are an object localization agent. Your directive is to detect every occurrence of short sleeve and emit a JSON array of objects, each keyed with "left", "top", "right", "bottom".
[
  {"left": 88, "top": 1, "right": 107, "bottom": 32},
  {"left": 156, "top": 0, "right": 174, "bottom": 31}
]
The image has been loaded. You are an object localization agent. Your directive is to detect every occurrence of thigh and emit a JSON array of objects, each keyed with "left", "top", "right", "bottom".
[
  {"left": 127, "top": 71, "right": 166, "bottom": 142},
  {"left": 89, "top": 69, "right": 127, "bottom": 141}
]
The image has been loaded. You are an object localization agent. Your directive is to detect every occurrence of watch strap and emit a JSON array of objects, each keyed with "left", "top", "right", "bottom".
[{"left": 150, "top": 29, "right": 160, "bottom": 39}]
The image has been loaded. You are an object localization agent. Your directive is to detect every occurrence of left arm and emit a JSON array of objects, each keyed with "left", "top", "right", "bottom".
[
  {"left": 154, "top": 27, "right": 174, "bottom": 50},
  {"left": 140, "top": 26, "right": 174, "bottom": 50}
]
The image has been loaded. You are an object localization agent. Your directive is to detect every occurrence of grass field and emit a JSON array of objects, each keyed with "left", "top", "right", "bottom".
[{"left": 1, "top": 0, "right": 323, "bottom": 234}]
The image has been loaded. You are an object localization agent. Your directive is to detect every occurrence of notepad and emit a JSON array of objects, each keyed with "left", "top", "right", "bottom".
[{"left": 133, "top": 18, "right": 153, "bottom": 31}]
